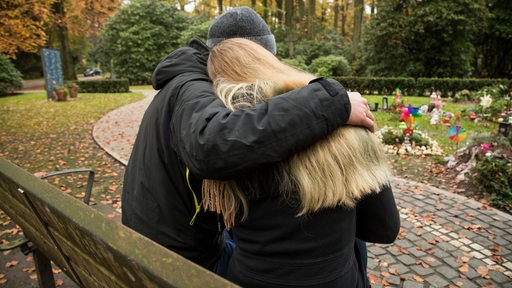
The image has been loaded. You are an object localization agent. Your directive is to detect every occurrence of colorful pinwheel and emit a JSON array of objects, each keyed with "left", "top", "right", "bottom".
[
  {"left": 448, "top": 125, "right": 467, "bottom": 143},
  {"left": 448, "top": 113, "right": 467, "bottom": 148},
  {"left": 400, "top": 104, "right": 422, "bottom": 134}
]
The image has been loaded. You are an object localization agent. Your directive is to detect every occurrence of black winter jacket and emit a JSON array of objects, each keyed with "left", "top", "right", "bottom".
[
  {"left": 121, "top": 39, "right": 354, "bottom": 270},
  {"left": 227, "top": 182, "right": 400, "bottom": 288}
]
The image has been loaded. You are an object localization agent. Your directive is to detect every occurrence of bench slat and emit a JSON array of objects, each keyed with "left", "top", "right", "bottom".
[{"left": 0, "top": 158, "right": 238, "bottom": 288}]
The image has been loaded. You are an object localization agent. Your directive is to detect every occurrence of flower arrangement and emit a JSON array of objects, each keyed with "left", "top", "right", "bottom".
[{"left": 376, "top": 126, "right": 443, "bottom": 156}]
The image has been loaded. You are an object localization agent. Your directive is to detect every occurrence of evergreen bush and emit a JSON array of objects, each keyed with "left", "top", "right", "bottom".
[
  {"left": 0, "top": 55, "right": 23, "bottom": 96},
  {"left": 309, "top": 55, "right": 351, "bottom": 77}
]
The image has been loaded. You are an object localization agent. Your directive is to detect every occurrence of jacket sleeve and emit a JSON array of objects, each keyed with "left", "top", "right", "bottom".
[
  {"left": 170, "top": 75, "right": 352, "bottom": 179},
  {"left": 355, "top": 185, "right": 400, "bottom": 244}
]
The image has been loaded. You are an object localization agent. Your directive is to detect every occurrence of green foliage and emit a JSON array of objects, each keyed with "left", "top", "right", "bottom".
[
  {"left": 291, "top": 37, "right": 343, "bottom": 65},
  {"left": 178, "top": 17, "right": 211, "bottom": 47},
  {"left": 469, "top": 84, "right": 510, "bottom": 119},
  {"left": 97, "top": 0, "right": 190, "bottom": 85},
  {"left": 453, "top": 89, "right": 472, "bottom": 103},
  {"left": 380, "top": 129, "right": 431, "bottom": 148},
  {"left": 362, "top": 0, "right": 489, "bottom": 78},
  {"left": 309, "top": 55, "right": 351, "bottom": 77},
  {"left": 475, "top": 0, "right": 512, "bottom": 78},
  {"left": 76, "top": 79, "right": 130, "bottom": 93},
  {"left": 281, "top": 58, "right": 308, "bottom": 72},
  {"left": 336, "top": 77, "right": 508, "bottom": 96},
  {"left": 0, "top": 54, "right": 23, "bottom": 96},
  {"left": 472, "top": 156, "right": 512, "bottom": 212}
]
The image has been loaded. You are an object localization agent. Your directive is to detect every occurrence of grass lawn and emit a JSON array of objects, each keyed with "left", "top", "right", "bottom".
[{"left": 0, "top": 91, "right": 144, "bottom": 204}]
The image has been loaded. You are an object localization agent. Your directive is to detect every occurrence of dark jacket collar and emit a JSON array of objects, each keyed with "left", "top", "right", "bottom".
[{"left": 151, "top": 38, "right": 210, "bottom": 90}]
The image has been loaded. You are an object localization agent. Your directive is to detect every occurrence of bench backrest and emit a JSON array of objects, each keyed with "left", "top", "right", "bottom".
[{"left": 0, "top": 157, "right": 237, "bottom": 288}]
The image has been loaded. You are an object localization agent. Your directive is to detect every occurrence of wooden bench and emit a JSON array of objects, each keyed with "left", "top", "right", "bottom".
[{"left": 0, "top": 157, "right": 237, "bottom": 288}]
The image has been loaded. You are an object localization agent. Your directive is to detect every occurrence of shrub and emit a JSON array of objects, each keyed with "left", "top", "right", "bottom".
[
  {"left": 309, "top": 55, "right": 351, "bottom": 77},
  {"left": 469, "top": 84, "right": 510, "bottom": 120},
  {"left": 282, "top": 58, "right": 308, "bottom": 72},
  {"left": 472, "top": 155, "right": 512, "bottom": 212},
  {"left": 76, "top": 79, "right": 130, "bottom": 93},
  {"left": 0, "top": 54, "right": 23, "bottom": 96},
  {"left": 463, "top": 133, "right": 512, "bottom": 212},
  {"left": 97, "top": 0, "right": 189, "bottom": 85}
]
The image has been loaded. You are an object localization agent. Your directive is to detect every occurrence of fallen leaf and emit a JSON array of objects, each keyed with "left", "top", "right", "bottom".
[
  {"left": 459, "top": 263, "right": 469, "bottom": 273},
  {"left": 426, "top": 257, "right": 437, "bottom": 263},
  {"left": 368, "top": 273, "right": 382, "bottom": 284},
  {"left": 477, "top": 266, "right": 490, "bottom": 279},
  {"left": 416, "top": 260, "right": 430, "bottom": 268},
  {"left": 55, "top": 279, "right": 64, "bottom": 286},
  {"left": 388, "top": 268, "right": 399, "bottom": 275},
  {"left": 22, "top": 267, "right": 35, "bottom": 273},
  {"left": 490, "top": 255, "right": 504, "bottom": 264},
  {"left": 5, "top": 260, "right": 19, "bottom": 268},
  {"left": 412, "top": 275, "right": 424, "bottom": 282}
]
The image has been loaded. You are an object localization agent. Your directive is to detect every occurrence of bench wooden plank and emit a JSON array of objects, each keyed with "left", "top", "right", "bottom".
[{"left": 0, "top": 157, "right": 238, "bottom": 288}]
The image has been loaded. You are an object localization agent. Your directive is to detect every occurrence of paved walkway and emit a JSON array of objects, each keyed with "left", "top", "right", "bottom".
[{"left": 94, "top": 90, "right": 512, "bottom": 288}]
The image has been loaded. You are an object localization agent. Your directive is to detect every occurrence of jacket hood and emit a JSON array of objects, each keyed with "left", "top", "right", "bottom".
[{"left": 152, "top": 38, "right": 210, "bottom": 90}]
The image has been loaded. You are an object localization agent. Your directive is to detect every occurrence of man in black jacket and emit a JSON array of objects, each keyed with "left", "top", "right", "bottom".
[{"left": 121, "top": 6, "right": 374, "bottom": 276}]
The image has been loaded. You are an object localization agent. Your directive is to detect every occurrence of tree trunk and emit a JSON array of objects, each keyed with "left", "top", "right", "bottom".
[
  {"left": 263, "top": 0, "right": 269, "bottom": 23},
  {"left": 341, "top": 0, "right": 347, "bottom": 38},
  {"left": 334, "top": 0, "right": 339, "bottom": 30},
  {"left": 353, "top": 0, "right": 364, "bottom": 60},
  {"left": 217, "top": 0, "right": 223, "bottom": 14},
  {"left": 307, "top": 0, "right": 316, "bottom": 40},
  {"left": 53, "top": 0, "right": 76, "bottom": 81},
  {"left": 285, "top": 0, "right": 294, "bottom": 57},
  {"left": 275, "top": 0, "right": 284, "bottom": 24}
]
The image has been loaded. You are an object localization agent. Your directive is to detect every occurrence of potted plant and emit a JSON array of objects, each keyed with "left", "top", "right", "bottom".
[
  {"left": 53, "top": 83, "right": 67, "bottom": 101},
  {"left": 67, "top": 82, "right": 79, "bottom": 98}
]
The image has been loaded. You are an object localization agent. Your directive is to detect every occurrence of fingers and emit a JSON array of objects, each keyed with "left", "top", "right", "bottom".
[{"left": 346, "top": 91, "right": 375, "bottom": 131}]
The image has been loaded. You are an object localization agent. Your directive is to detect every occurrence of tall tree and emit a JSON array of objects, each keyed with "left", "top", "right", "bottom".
[
  {"left": 362, "top": 0, "right": 488, "bottom": 78},
  {"left": 334, "top": 0, "right": 340, "bottom": 31},
  {"left": 352, "top": 0, "right": 364, "bottom": 60},
  {"left": 284, "top": 0, "right": 295, "bottom": 56},
  {"left": 476, "top": 0, "right": 512, "bottom": 78},
  {"left": 0, "top": 0, "right": 54, "bottom": 59},
  {"left": 340, "top": 0, "right": 349, "bottom": 38},
  {"left": 98, "top": 0, "right": 189, "bottom": 84},
  {"left": 307, "top": 0, "right": 316, "bottom": 39},
  {"left": 52, "top": 0, "right": 75, "bottom": 80},
  {"left": 217, "top": 0, "right": 223, "bottom": 13}
]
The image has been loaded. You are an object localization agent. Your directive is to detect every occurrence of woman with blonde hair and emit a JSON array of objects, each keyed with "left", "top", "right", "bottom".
[{"left": 204, "top": 38, "right": 400, "bottom": 287}]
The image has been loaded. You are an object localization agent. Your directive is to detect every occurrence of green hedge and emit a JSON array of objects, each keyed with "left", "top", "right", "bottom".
[
  {"left": 76, "top": 79, "right": 130, "bottom": 93},
  {"left": 335, "top": 77, "right": 510, "bottom": 97}
]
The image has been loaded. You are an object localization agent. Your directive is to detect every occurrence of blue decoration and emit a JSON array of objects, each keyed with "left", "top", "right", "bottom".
[{"left": 41, "top": 48, "right": 64, "bottom": 100}]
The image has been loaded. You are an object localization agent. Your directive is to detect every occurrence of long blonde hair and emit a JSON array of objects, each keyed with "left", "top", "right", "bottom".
[{"left": 203, "top": 38, "right": 391, "bottom": 229}]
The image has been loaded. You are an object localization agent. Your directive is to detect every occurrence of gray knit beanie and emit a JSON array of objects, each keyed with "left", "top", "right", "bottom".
[{"left": 207, "top": 6, "right": 277, "bottom": 55}]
